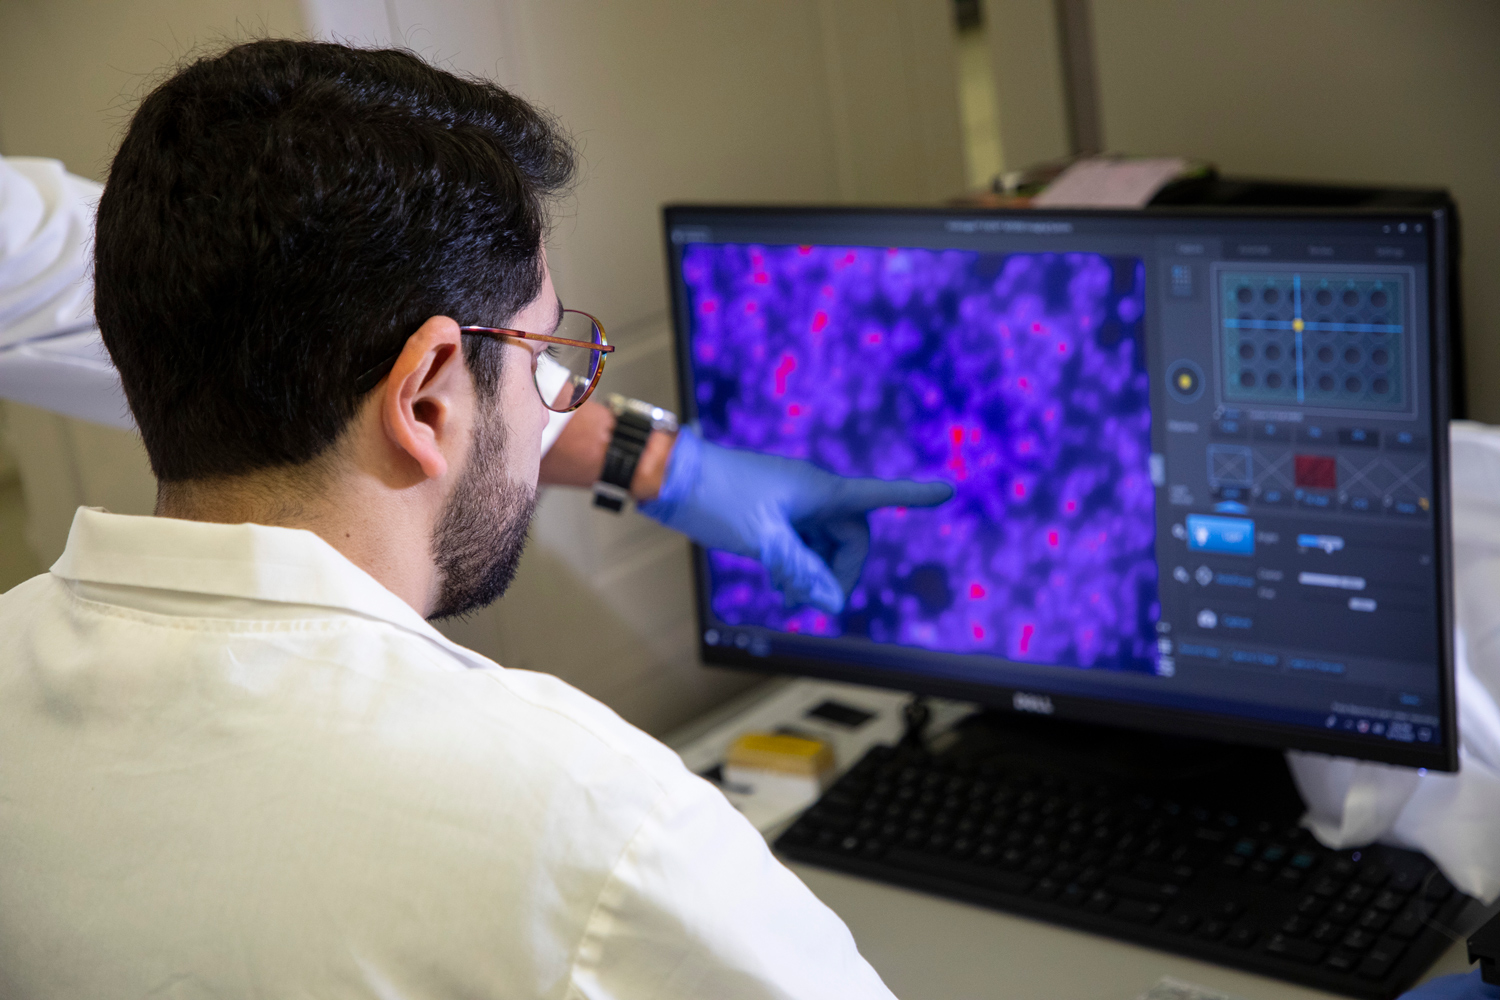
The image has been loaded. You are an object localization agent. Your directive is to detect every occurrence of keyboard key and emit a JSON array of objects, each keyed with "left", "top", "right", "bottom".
[
  {"left": 1213, "top": 900, "right": 1246, "bottom": 920},
  {"left": 1085, "top": 889, "right": 1116, "bottom": 914},
  {"left": 1279, "top": 915, "right": 1311, "bottom": 936},
  {"left": 1343, "top": 883, "right": 1375, "bottom": 905},
  {"left": 1059, "top": 883, "right": 1088, "bottom": 907},
  {"left": 1327, "top": 901, "right": 1361, "bottom": 924},
  {"left": 1115, "top": 899, "right": 1164, "bottom": 925},
  {"left": 1358, "top": 952, "right": 1397, "bottom": 980},
  {"left": 1357, "top": 863, "right": 1392, "bottom": 887},
  {"left": 885, "top": 847, "right": 1036, "bottom": 895},
  {"left": 1324, "top": 950, "right": 1359, "bottom": 973},
  {"left": 1227, "top": 926, "right": 1258, "bottom": 948},
  {"left": 1032, "top": 877, "right": 1060, "bottom": 900},
  {"left": 1105, "top": 874, "right": 1181, "bottom": 902},
  {"left": 1265, "top": 934, "right": 1325, "bottom": 964},
  {"left": 1311, "top": 875, "right": 1344, "bottom": 897},
  {"left": 1296, "top": 894, "right": 1326, "bottom": 916},
  {"left": 1342, "top": 928, "right": 1377, "bottom": 952},
  {"left": 1167, "top": 913, "right": 1199, "bottom": 934},
  {"left": 1373, "top": 889, "right": 1407, "bottom": 912},
  {"left": 1369, "top": 938, "right": 1408, "bottom": 967},
  {"left": 1274, "top": 868, "right": 1306, "bottom": 889},
  {"left": 1312, "top": 922, "right": 1343, "bottom": 945},
  {"left": 1197, "top": 918, "right": 1228, "bottom": 941},
  {"left": 1389, "top": 869, "right": 1424, "bottom": 894},
  {"left": 1358, "top": 909, "right": 1391, "bottom": 932},
  {"left": 1387, "top": 908, "right": 1426, "bottom": 939}
]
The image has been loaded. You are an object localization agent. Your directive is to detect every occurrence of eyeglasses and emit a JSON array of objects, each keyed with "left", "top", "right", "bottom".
[{"left": 354, "top": 309, "right": 613, "bottom": 412}]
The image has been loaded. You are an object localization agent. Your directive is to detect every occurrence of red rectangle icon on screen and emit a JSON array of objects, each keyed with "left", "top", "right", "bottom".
[{"left": 1295, "top": 454, "right": 1337, "bottom": 490}]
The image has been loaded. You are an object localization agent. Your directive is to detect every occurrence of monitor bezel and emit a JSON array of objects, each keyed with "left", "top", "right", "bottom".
[{"left": 662, "top": 203, "right": 1458, "bottom": 771}]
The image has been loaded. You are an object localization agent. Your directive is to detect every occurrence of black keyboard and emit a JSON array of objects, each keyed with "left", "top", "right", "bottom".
[{"left": 776, "top": 743, "right": 1471, "bottom": 999}]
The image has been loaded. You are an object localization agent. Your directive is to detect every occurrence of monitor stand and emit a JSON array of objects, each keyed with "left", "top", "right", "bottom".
[{"left": 919, "top": 702, "right": 1306, "bottom": 821}]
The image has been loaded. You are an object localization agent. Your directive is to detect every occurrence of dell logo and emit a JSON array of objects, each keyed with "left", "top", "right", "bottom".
[{"left": 1013, "top": 692, "right": 1055, "bottom": 715}]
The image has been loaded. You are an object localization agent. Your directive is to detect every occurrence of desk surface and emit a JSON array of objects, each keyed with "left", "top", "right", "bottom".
[{"left": 791, "top": 861, "right": 1475, "bottom": 1000}]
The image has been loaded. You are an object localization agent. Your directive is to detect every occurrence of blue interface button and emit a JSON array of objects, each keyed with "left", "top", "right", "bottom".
[
  {"left": 1186, "top": 514, "right": 1255, "bottom": 556},
  {"left": 1230, "top": 649, "right": 1279, "bottom": 667}
]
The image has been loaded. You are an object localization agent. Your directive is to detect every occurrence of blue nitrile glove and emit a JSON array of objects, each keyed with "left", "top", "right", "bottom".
[
  {"left": 639, "top": 426, "right": 954, "bottom": 614},
  {"left": 1399, "top": 971, "right": 1500, "bottom": 1000}
]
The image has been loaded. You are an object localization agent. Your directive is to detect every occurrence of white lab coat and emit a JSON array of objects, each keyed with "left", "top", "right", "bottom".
[
  {"left": 0, "top": 507, "right": 895, "bottom": 998},
  {"left": 0, "top": 156, "right": 576, "bottom": 449}
]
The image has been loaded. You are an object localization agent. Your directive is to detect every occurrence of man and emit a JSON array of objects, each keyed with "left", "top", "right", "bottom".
[{"left": 0, "top": 39, "right": 958, "bottom": 997}]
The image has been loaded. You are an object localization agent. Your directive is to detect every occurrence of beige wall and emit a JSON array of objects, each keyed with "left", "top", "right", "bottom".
[
  {"left": 980, "top": 0, "right": 1500, "bottom": 421},
  {"left": 0, "top": 0, "right": 305, "bottom": 180},
  {"left": 0, "top": 0, "right": 968, "bottom": 736}
]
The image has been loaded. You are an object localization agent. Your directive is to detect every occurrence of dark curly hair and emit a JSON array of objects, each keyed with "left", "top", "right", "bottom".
[{"left": 95, "top": 39, "right": 576, "bottom": 482}]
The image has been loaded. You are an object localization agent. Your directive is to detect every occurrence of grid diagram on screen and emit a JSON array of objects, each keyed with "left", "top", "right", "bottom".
[
  {"left": 682, "top": 243, "right": 1160, "bottom": 673},
  {"left": 1216, "top": 267, "right": 1410, "bottom": 412}
]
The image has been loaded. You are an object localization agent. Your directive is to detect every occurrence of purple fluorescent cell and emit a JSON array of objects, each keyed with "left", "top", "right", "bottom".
[{"left": 687, "top": 243, "right": 1157, "bottom": 674}]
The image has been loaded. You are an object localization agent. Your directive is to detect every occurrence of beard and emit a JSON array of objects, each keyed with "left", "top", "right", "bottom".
[{"left": 427, "top": 404, "right": 538, "bottom": 621}]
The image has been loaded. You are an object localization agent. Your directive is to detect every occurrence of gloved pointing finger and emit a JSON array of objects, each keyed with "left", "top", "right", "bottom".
[{"left": 639, "top": 427, "right": 954, "bottom": 614}]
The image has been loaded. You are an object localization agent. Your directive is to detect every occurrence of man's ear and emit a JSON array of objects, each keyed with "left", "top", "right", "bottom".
[{"left": 379, "top": 315, "right": 470, "bottom": 481}]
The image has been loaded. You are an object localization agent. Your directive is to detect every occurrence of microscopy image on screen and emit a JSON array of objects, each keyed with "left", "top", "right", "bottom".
[{"left": 683, "top": 243, "right": 1160, "bottom": 673}]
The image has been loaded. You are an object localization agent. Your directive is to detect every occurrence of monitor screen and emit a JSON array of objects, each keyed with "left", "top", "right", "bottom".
[{"left": 664, "top": 205, "right": 1456, "bottom": 769}]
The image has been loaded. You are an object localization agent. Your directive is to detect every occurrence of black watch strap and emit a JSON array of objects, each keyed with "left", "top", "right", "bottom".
[
  {"left": 592, "top": 395, "right": 679, "bottom": 513},
  {"left": 594, "top": 408, "right": 653, "bottom": 512}
]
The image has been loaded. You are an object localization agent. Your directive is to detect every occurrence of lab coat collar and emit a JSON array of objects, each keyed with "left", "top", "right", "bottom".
[{"left": 50, "top": 507, "right": 470, "bottom": 658}]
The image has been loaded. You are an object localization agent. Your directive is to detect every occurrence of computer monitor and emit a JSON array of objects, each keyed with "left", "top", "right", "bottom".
[{"left": 663, "top": 205, "right": 1457, "bottom": 771}]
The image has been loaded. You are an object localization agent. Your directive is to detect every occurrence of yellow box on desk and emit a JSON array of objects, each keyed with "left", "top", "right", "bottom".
[{"left": 724, "top": 732, "right": 836, "bottom": 794}]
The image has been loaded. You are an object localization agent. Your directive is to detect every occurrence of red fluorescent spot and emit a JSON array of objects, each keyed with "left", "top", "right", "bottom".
[
  {"left": 1018, "top": 376, "right": 1031, "bottom": 390},
  {"left": 1032, "top": 322, "right": 1043, "bottom": 333},
  {"left": 786, "top": 620, "right": 802, "bottom": 633},
  {"left": 1044, "top": 408, "right": 1056, "bottom": 421},
  {"left": 701, "top": 299, "right": 718, "bottom": 314},
  {"left": 1020, "top": 623, "right": 1035, "bottom": 653},
  {"left": 1018, "top": 440, "right": 1032, "bottom": 454},
  {"left": 774, "top": 353, "right": 797, "bottom": 395},
  {"left": 940, "top": 523, "right": 952, "bottom": 537},
  {"left": 745, "top": 301, "right": 757, "bottom": 314},
  {"left": 887, "top": 247, "right": 899, "bottom": 255},
  {"left": 866, "top": 332, "right": 882, "bottom": 344},
  {"left": 798, "top": 245, "right": 812, "bottom": 254},
  {"left": 751, "top": 252, "right": 763, "bottom": 266},
  {"left": 1065, "top": 499, "right": 1078, "bottom": 513},
  {"left": 950, "top": 427, "right": 964, "bottom": 445},
  {"left": 968, "top": 428, "right": 981, "bottom": 444},
  {"left": 814, "top": 615, "right": 828, "bottom": 631},
  {"left": 843, "top": 252, "right": 856, "bottom": 265},
  {"left": 1014, "top": 481, "right": 1027, "bottom": 498},
  {"left": 969, "top": 583, "right": 986, "bottom": 599},
  {"left": 787, "top": 403, "right": 802, "bottom": 416},
  {"left": 1058, "top": 342, "right": 1068, "bottom": 353},
  {"left": 894, "top": 507, "right": 907, "bottom": 516},
  {"left": 1048, "top": 530, "right": 1059, "bottom": 547},
  {"left": 821, "top": 284, "right": 834, "bottom": 298},
  {"left": 811, "top": 311, "right": 829, "bottom": 333},
  {"left": 753, "top": 272, "right": 769, "bottom": 284},
  {"left": 972, "top": 624, "right": 986, "bottom": 640}
]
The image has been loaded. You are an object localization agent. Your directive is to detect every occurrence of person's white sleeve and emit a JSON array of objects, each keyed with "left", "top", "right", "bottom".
[
  {"left": 535, "top": 352, "right": 577, "bottom": 454},
  {"left": 570, "top": 771, "right": 896, "bottom": 999},
  {"left": 0, "top": 156, "right": 133, "bottom": 429}
]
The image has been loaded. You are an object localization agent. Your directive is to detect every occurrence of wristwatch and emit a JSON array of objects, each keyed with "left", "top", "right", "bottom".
[{"left": 592, "top": 394, "right": 679, "bottom": 512}]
